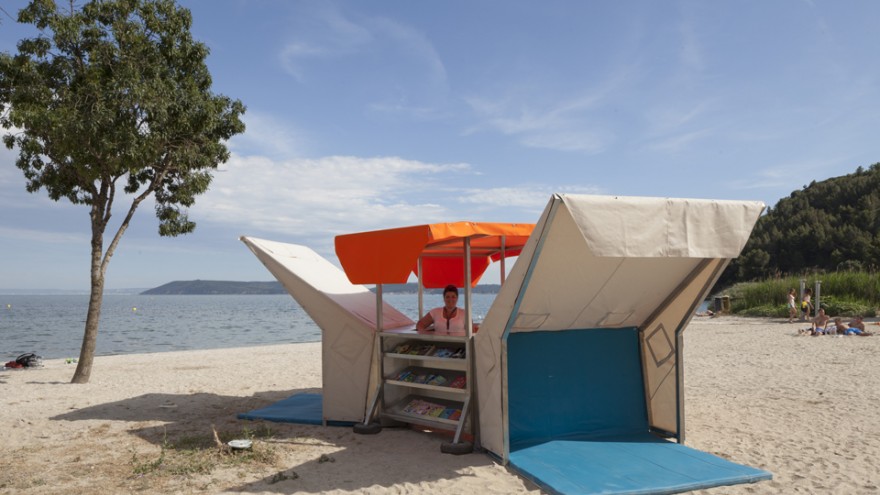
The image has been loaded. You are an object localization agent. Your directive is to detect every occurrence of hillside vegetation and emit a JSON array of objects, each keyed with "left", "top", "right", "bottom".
[
  {"left": 724, "top": 272, "right": 879, "bottom": 317},
  {"left": 713, "top": 163, "right": 880, "bottom": 316},
  {"left": 721, "top": 163, "right": 880, "bottom": 286}
]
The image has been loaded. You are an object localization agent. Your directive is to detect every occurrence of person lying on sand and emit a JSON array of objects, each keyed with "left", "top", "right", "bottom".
[
  {"left": 848, "top": 315, "right": 866, "bottom": 332},
  {"left": 844, "top": 324, "right": 873, "bottom": 336},
  {"left": 825, "top": 317, "right": 849, "bottom": 335}
]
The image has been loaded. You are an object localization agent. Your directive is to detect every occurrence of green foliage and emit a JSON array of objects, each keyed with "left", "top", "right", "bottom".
[
  {"left": 720, "top": 164, "right": 880, "bottom": 286},
  {"left": 724, "top": 271, "right": 880, "bottom": 317},
  {"left": 817, "top": 296, "right": 877, "bottom": 318},
  {"left": 0, "top": 0, "right": 246, "bottom": 236}
]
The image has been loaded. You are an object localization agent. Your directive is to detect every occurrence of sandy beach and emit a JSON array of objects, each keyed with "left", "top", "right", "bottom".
[{"left": 2, "top": 316, "right": 878, "bottom": 494}]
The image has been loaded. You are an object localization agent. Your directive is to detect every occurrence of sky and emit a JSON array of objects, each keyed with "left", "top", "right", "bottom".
[{"left": 2, "top": 1, "right": 880, "bottom": 291}]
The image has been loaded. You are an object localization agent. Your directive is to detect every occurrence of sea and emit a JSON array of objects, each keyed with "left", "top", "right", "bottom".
[{"left": 0, "top": 293, "right": 499, "bottom": 360}]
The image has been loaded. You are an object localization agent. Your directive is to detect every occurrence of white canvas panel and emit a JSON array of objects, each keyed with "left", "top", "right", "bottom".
[
  {"left": 240, "top": 237, "right": 414, "bottom": 422},
  {"left": 507, "top": 205, "right": 704, "bottom": 332},
  {"left": 641, "top": 257, "right": 728, "bottom": 433}
]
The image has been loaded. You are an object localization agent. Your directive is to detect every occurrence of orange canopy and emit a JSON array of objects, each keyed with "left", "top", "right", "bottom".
[{"left": 335, "top": 222, "right": 535, "bottom": 288}]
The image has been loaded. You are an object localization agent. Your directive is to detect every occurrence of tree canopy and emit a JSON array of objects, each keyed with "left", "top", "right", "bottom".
[
  {"left": 1, "top": 0, "right": 245, "bottom": 234},
  {"left": 721, "top": 163, "right": 880, "bottom": 285},
  {"left": 0, "top": 0, "right": 245, "bottom": 383}
]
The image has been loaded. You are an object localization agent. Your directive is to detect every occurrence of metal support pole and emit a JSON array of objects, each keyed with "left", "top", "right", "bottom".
[
  {"left": 417, "top": 257, "right": 424, "bottom": 319},
  {"left": 799, "top": 279, "right": 806, "bottom": 320},
  {"left": 500, "top": 235, "right": 507, "bottom": 286},
  {"left": 815, "top": 280, "right": 822, "bottom": 316}
]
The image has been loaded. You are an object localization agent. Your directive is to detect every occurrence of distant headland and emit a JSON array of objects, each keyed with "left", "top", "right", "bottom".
[
  {"left": 141, "top": 280, "right": 286, "bottom": 295},
  {"left": 141, "top": 280, "right": 501, "bottom": 295}
]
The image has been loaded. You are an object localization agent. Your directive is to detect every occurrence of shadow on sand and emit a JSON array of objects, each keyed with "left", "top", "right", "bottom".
[{"left": 50, "top": 388, "right": 518, "bottom": 493}]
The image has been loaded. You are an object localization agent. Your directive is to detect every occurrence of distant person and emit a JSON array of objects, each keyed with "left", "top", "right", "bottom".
[
  {"left": 826, "top": 317, "right": 847, "bottom": 335},
  {"left": 812, "top": 308, "right": 830, "bottom": 334},
  {"left": 416, "top": 285, "right": 474, "bottom": 333},
  {"left": 845, "top": 327, "right": 872, "bottom": 336},
  {"left": 799, "top": 308, "right": 830, "bottom": 335},
  {"left": 787, "top": 288, "right": 798, "bottom": 323},
  {"left": 801, "top": 288, "right": 813, "bottom": 321},
  {"left": 848, "top": 315, "right": 866, "bottom": 332},
  {"left": 844, "top": 316, "right": 872, "bottom": 336}
]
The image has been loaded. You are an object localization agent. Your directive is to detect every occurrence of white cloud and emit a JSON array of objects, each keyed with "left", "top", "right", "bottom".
[
  {"left": 227, "top": 111, "right": 308, "bottom": 160},
  {"left": 273, "top": 4, "right": 453, "bottom": 122},
  {"left": 463, "top": 81, "right": 624, "bottom": 154},
  {"left": 278, "top": 5, "right": 449, "bottom": 118},
  {"left": 727, "top": 156, "right": 854, "bottom": 192},
  {"left": 0, "top": 226, "right": 85, "bottom": 244},
  {"left": 278, "top": 5, "right": 373, "bottom": 82},
  {"left": 278, "top": 43, "right": 332, "bottom": 82},
  {"left": 458, "top": 185, "right": 604, "bottom": 211},
  {"left": 645, "top": 128, "right": 714, "bottom": 153},
  {"left": 193, "top": 153, "right": 603, "bottom": 245},
  {"left": 199, "top": 154, "right": 472, "bottom": 240}
]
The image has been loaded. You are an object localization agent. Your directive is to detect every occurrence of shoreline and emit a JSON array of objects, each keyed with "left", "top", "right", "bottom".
[{"left": 2, "top": 317, "right": 879, "bottom": 493}]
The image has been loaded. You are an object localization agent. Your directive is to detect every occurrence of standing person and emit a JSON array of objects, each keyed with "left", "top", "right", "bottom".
[
  {"left": 787, "top": 288, "right": 798, "bottom": 323},
  {"left": 417, "top": 285, "right": 468, "bottom": 333},
  {"left": 801, "top": 288, "right": 813, "bottom": 321}
]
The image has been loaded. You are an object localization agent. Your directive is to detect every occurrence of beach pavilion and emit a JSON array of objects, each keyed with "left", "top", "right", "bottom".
[
  {"left": 241, "top": 193, "right": 774, "bottom": 494},
  {"left": 473, "top": 193, "right": 771, "bottom": 494}
]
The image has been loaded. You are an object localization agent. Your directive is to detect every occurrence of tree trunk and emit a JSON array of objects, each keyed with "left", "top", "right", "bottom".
[{"left": 71, "top": 230, "right": 106, "bottom": 384}]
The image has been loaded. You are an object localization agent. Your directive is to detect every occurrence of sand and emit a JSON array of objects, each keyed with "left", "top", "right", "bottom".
[{"left": 1, "top": 316, "right": 878, "bottom": 494}]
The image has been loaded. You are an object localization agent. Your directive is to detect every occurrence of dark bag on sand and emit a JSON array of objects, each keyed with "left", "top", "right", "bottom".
[{"left": 15, "top": 353, "right": 42, "bottom": 368}]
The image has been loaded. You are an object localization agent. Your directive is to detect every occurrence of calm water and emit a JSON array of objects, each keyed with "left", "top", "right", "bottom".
[{"left": 0, "top": 293, "right": 498, "bottom": 360}]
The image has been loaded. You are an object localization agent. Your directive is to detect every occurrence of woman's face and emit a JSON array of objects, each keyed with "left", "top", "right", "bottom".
[{"left": 443, "top": 290, "right": 458, "bottom": 309}]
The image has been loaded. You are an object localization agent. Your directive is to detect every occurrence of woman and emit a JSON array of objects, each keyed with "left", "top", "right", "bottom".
[
  {"left": 416, "top": 284, "right": 467, "bottom": 333},
  {"left": 787, "top": 288, "right": 797, "bottom": 323},
  {"left": 801, "top": 288, "right": 813, "bottom": 321}
]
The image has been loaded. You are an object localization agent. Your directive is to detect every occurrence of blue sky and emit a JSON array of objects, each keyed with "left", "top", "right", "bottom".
[{"left": 2, "top": 1, "right": 879, "bottom": 291}]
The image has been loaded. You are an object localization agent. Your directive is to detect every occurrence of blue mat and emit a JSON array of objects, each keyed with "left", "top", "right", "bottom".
[
  {"left": 508, "top": 432, "right": 772, "bottom": 495},
  {"left": 237, "top": 393, "right": 354, "bottom": 426},
  {"left": 504, "top": 329, "right": 771, "bottom": 494}
]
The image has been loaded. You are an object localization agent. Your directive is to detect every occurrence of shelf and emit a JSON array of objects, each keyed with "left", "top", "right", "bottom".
[
  {"left": 383, "top": 353, "right": 467, "bottom": 370},
  {"left": 385, "top": 366, "right": 468, "bottom": 394},
  {"left": 382, "top": 394, "right": 466, "bottom": 429},
  {"left": 379, "top": 329, "right": 467, "bottom": 343},
  {"left": 385, "top": 380, "right": 468, "bottom": 394},
  {"left": 365, "top": 330, "right": 473, "bottom": 444}
]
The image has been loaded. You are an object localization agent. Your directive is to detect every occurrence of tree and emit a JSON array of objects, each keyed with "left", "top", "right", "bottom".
[{"left": 0, "top": 0, "right": 245, "bottom": 383}]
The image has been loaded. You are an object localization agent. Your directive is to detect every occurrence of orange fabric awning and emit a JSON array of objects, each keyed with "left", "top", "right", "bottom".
[{"left": 334, "top": 222, "right": 535, "bottom": 288}]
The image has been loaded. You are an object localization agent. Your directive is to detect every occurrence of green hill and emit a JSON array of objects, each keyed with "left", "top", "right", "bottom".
[
  {"left": 141, "top": 280, "right": 286, "bottom": 295},
  {"left": 721, "top": 162, "right": 880, "bottom": 286}
]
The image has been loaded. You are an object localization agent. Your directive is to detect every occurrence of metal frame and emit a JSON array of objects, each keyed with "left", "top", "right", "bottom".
[{"left": 498, "top": 195, "right": 561, "bottom": 463}]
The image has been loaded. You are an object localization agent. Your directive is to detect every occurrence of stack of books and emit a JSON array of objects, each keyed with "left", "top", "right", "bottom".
[
  {"left": 401, "top": 398, "right": 462, "bottom": 420},
  {"left": 391, "top": 369, "right": 467, "bottom": 388},
  {"left": 392, "top": 343, "right": 465, "bottom": 359}
]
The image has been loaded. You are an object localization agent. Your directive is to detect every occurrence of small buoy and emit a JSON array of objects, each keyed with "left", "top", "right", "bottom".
[
  {"left": 132, "top": 307, "right": 137, "bottom": 312},
  {"left": 5, "top": 304, "right": 10, "bottom": 310}
]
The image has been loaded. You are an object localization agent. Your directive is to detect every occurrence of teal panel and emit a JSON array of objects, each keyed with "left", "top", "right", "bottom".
[{"left": 507, "top": 328, "right": 646, "bottom": 450}]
